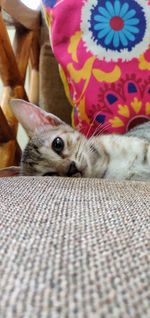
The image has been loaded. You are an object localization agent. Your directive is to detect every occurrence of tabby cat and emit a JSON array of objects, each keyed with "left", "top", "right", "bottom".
[{"left": 10, "top": 99, "right": 150, "bottom": 181}]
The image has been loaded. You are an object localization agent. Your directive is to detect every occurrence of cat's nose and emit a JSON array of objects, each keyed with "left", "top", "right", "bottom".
[{"left": 67, "top": 161, "right": 79, "bottom": 177}]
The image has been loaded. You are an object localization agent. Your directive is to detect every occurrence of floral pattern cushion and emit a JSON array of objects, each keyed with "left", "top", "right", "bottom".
[{"left": 42, "top": 0, "right": 150, "bottom": 136}]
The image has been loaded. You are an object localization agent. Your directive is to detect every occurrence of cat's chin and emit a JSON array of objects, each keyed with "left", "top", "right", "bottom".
[
  {"left": 69, "top": 172, "right": 82, "bottom": 178},
  {"left": 81, "top": 152, "right": 109, "bottom": 178}
]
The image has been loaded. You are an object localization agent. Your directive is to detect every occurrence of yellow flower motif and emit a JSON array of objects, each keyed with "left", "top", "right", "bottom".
[
  {"left": 93, "top": 65, "right": 121, "bottom": 83},
  {"left": 109, "top": 117, "right": 124, "bottom": 128},
  {"left": 131, "top": 98, "right": 142, "bottom": 114},
  {"left": 78, "top": 97, "right": 90, "bottom": 124},
  {"left": 139, "top": 48, "right": 150, "bottom": 71},
  {"left": 145, "top": 102, "right": 150, "bottom": 116},
  {"left": 118, "top": 105, "right": 130, "bottom": 118},
  {"left": 59, "top": 65, "right": 74, "bottom": 106},
  {"left": 68, "top": 32, "right": 82, "bottom": 63},
  {"left": 67, "top": 56, "right": 96, "bottom": 83},
  {"left": 67, "top": 56, "right": 96, "bottom": 102}
]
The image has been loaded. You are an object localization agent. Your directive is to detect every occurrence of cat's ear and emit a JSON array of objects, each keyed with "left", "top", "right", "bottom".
[{"left": 10, "top": 99, "right": 65, "bottom": 136}]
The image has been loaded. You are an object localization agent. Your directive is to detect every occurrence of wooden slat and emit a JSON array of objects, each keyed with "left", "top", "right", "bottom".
[
  {"left": 0, "top": 10, "right": 28, "bottom": 134},
  {"left": 0, "top": 7, "right": 40, "bottom": 167},
  {"left": 0, "top": 140, "right": 16, "bottom": 168},
  {"left": 1, "top": 0, "right": 40, "bottom": 30},
  {"left": 0, "top": 103, "right": 22, "bottom": 164},
  {"left": 14, "top": 26, "right": 34, "bottom": 83},
  {"left": 30, "top": 31, "right": 40, "bottom": 70},
  {"left": 0, "top": 12, "right": 23, "bottom": 87},
  {"left": 0, "top": 106, "right": 12, "bottom": 142},
  {"left": 29, "top": 31, "right": 40, "bottom": 104}
]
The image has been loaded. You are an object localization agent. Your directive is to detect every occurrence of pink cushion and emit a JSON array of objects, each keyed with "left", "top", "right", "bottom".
[{"left": 42, "top": 0, "right": 150, "bottom": 136}]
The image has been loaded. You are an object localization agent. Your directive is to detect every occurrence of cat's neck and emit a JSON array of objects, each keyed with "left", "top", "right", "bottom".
[
  {"left": 93, "top": 134, "right": 149, "bottom": 180},
  {"left": 97, "top": 134, "right": 126, "bottom": 157}
]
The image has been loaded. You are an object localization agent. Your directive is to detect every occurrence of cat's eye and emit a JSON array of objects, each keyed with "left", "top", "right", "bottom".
[
  {"left": 52, "top": 137, "right": 64, "bottom": 155},
  {"left": 43, "top": 172, "right": 59, "bottom": 176}
]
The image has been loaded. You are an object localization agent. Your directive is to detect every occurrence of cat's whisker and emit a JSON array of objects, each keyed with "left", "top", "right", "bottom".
[
  {"left": 95, "top": 122, "right": 112, "bottom": 136},
  {"left": 85, "top": 118, "right": 96, "bottom": 139},
  {"left": 90, "top": 123, "right": 104, "bottom": 138},
  {"left": 79, "top": 121, "right": 111, "bottom": 156},
  {"left": 79, "top": 124, "right": 102, "bottom": 155},
  {"left": 83, "top": 123, "right": 113, "bottom": 160},
  {"left": 83, "top": 122, "right": 112, "bottom": 157},
  {"left": 89, "top": 123, "right": 102, "bottom": 139},
  {"left": 95, "top": 121, "right": 112, "bottom": 135},
  {"left": 88, "top": 122, "right": 109, "bottom": 141},
  {"left": 86, "top": 122, "right": 111, "bottom": 145},
  {"left": 75, "top": 138, "right": 85, "bottom": 161}
]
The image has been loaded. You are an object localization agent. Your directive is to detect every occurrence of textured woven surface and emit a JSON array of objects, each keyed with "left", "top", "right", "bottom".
[{"left": 0, "top": 177, "right": 150, "bottom": 318}]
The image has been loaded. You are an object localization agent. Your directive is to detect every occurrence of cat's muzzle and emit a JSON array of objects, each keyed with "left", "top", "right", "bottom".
[{"left": 67, "top": 161, "right": 81, "bottom": 177}]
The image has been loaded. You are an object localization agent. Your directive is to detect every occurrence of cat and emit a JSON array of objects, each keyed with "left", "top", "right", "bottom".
[{"left": 10, "top": 99, "right": 150, "bottom": 181}]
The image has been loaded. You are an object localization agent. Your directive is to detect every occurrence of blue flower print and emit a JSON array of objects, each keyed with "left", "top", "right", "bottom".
[
  {"left": 90, "top": 0, "right": 146, "bottom": 52},
  {"left": 42, "top": 0, "right": 56, "bottom": 8}
]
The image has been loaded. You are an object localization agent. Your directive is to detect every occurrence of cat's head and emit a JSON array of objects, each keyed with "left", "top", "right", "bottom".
[{"left": 10, "top": 99, "right": 107, "bottom": 177}]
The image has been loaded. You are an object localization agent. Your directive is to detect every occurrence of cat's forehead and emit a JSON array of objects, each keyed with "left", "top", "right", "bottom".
[{"left": 33, "top": 124, "right": 81, "bottom": 146}]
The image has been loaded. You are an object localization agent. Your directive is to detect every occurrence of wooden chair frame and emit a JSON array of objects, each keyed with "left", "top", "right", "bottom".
[{"left": 0, "top": 3, "right": 40, "bottom": 168}]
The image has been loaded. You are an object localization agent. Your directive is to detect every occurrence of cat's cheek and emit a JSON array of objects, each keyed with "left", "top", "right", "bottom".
[
  {"left": 57, "top": 159, "right": 71, "bottom": 176},
  {"left": 88, "top": 151, "right": 100, "bottom": 169},
  {"left": 81, "top": 160, "right": 92, "bottom": 178},
  {"left": 84, "top": 150, "right": 108, "bottom": 178}
]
